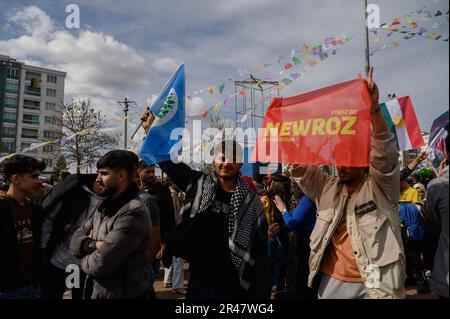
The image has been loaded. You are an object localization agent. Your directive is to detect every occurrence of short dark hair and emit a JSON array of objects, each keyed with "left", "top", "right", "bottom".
[
  {"left": 3, "top": 155, "right": 46, "bottom": 182},
  {"left": 253, "top": 173, "right": 265, "bottom": 183},
  {"left": 97, "top": 150, "right": 139, "bottom": 179},
  {"left": 137, "top": 160, "right": 155, "bottom": 171}
]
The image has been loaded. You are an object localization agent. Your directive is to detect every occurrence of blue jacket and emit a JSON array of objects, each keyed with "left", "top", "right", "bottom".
[
  {"left": 399, "top": 202, "right": 424, "bottom": 241},
  {"left": 282, "top": 196, "right": 316, "bottom": 234}
]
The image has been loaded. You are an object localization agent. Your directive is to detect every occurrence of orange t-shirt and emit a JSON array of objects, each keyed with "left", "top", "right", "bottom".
[{"left": 320, "top": 212, "right": 363, "bottom": 283}]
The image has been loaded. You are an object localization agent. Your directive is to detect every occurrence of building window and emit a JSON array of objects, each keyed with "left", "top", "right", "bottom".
[
  {"left": 1, "top": 141, "right": 16, "bottom": 153},
  {"left": 2, "top": 127, "right": 16, "bottom": 138},
  {"left": 23, "top": 99, "right": 41, "bottom": 110},
  {"left": 24, "top": 85, "right": 41, "bottom": 96},
  {"left": 45, "top": 102, "right": 56, "bottom": 111},
  {"left": 45, "top": 116, "right": 56, "bottom": 125},
  {"left": 3, "top": 112, "right": 17, "bottom": 123},
  {"left": 20, "top": 143, "right": 37, "bottom": 153},
  {"left": 43, "top": 144, "right": 54, "bottom": 152},
  {"left": 44, "top": 130, "right": 57, "bottom": 138},
  {"left": 47, "top": 74, "right": 57, "bottom": 84},
  {"left": 6, "top": 68, "right": 19, "bottom": 80},
  {"left": 22, "top": 114, "right": 40, "bottom": 125},
  {"left": 4, "top": 97, "right": 18, "bottom": 108},
  {"left": 5, "top": 82, "right": 19, "bottom": 94},
  {"left": 25, "top": 71, "right": 41, "bottom": 81},
  {"left": 21, "top": 128, "right": 39, "bottom": 139},
  {"left": 46, "top": 89, "right": 56, "bottom": 97},
  {"left": 43, "top": 159, "right": 53, "bottom": 167}
]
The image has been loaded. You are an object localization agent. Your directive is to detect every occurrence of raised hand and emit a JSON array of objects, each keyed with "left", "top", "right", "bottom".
[
  {"left": 416, "top": 151, "right": 429, "bottom": 162},
  {"left": 273, "top": 195, "right": 287, "bottom": 213},
  {"left": 140, "top": 108, "right": 155, "bottom": 133},
  {"left": 358, "top": 67, "right": 379, "bottom": 108}
]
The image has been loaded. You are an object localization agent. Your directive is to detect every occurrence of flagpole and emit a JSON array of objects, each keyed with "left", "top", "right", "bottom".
[
  {"left": 364, "top": 0, "right": 371, "bottom": 77},
  {"left": 131, "top": 64, "right": 184, "bottom": 140}
]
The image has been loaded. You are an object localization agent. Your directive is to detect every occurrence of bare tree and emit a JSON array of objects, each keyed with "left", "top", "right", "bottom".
[{"left": 56, "top": 98, "right": 118, "bottom": 173}]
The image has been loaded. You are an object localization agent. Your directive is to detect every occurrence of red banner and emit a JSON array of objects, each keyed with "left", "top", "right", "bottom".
[{"left": 251, "top": 79, "right": 372, "bottom": 167}]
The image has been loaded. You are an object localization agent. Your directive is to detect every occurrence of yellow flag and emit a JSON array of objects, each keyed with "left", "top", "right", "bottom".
[{"left": 207, "top": 85, "right": 215, "bottom": 94}]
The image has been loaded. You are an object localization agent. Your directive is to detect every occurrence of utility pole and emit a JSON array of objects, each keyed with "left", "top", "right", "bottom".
[
  {"left": 117, "top": 98, "right": 136, "bottom": 149},
  {"left": 364, "top": 0, "right": 371, "bottom": 77}
]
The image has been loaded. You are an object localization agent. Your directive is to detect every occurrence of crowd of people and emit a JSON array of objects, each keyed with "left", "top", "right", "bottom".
[{"left": 0, "top": 69, "right": 448, "bottom": 299}]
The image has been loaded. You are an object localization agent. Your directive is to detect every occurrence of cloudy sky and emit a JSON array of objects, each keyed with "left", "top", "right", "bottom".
[{"left": 0, "top": 0, "right": 448, "bottom": 148}]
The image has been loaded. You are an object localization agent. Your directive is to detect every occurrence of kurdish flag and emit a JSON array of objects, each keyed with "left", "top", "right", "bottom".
[{"left": 380, "top": 96, "right": 424, "bottom": 151}]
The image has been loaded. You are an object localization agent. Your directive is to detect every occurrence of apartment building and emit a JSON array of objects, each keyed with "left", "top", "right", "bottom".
[{"left": 0, "top": 54, "right": 66, "bottom": 178}]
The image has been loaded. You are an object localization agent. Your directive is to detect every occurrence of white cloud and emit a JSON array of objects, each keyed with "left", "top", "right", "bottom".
[
  {"left": 186, "top": 96, "right": 206, "bottom": 114},
  {"left": 7, "top": 6, "right": 54, "bottom": 37},
  {"left": 152, "top": 57, "right": 179, "bottom": 73},
  {"left": 0, "top": 6, "right": 150, "bottom": 98}
]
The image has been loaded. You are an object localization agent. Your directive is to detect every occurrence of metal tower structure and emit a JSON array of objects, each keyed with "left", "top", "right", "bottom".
[{"left": 234, "top": 75, "right": 279, "bottom": 142}]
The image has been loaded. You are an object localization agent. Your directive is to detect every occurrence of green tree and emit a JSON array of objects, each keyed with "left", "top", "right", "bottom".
[{"left": 51, "top": 155, "right": 68, "bottom": 182}]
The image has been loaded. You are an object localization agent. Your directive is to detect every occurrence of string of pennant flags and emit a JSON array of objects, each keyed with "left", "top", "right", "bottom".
[
  {"left": 369, "top": 3, "right": 449, "bottom": 57},
  {"left": 186, "top": 33, "right": 353, "bottom": 121},
  {"left": 116, "top": 113, "right": 141, "bottom": 123},
  {"left": 0, "top": 127, "right": 120, "bottom": 164}
]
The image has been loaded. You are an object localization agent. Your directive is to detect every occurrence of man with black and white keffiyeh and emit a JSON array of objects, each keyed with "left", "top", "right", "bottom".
[{"left": 140, "top": 116, "right": 270, "bottom": 299}]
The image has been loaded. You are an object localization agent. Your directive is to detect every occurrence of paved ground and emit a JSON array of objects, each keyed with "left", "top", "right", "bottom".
[
  {"left": 153, "top": 263, "right": 438, "bottom": 299},
  {"left": 153, "top": 263, "right": 190, "bottom": 300}
]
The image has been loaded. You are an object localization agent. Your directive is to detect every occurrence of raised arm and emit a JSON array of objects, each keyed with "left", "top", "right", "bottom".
[
  {"left": 288, "top": 164, "right": 331, "bottom": 203},
  {"left": 400, "top": 151, "right": 428, "bottom": 182},
  {"left": 364, "top": 67, "right": 400, "bottom": 205},
  {"left": 140, "top": 109, "right": 201, "bottom": 192}
]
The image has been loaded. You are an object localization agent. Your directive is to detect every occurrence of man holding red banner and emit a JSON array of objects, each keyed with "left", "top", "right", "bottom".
[{"left": 289, "top": 68, "right": 406, "bottom": 299}]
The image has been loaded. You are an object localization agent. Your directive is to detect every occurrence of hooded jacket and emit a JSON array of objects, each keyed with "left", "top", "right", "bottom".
[{"left": 0, "top": 191, "right": 42, "bottom": 292}]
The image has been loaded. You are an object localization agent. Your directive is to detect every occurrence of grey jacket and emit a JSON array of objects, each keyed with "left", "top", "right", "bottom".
[
  {"left": 424, "top": 169, "right": 449, "bottom": 298},
  {"left": 70, "top": 194, "right": 151, "bottom": 299}
]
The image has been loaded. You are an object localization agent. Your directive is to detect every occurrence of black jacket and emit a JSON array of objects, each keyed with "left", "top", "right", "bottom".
[
  {"left": 159, "top": 161, "right": 270, "bottom": 299},
  {"left": 40, "top": 174, "right": 97, "bottom": 259},
  {"left": 0, "top": 196, "right": 42, "bottom": 292},
  {"left": 145, "top": 181, "right": 175, "bottom": 244}
]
